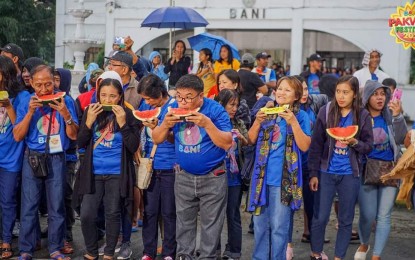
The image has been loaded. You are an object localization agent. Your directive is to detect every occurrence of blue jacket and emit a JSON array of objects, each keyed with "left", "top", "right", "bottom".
[{"left": 148, "top": 51, "right": 169, "bottom": 81}]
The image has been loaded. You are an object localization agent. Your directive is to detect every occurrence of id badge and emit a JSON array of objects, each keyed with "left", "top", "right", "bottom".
[{"left": 49, "top": 134, "right": 63, "bottom": 154}]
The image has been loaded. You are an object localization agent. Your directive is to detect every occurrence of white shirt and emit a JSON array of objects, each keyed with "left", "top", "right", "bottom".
[{"left": 353, "top": 66, "right": 390, "bottom": 89}]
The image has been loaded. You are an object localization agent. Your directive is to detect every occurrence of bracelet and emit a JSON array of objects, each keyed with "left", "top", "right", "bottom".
[{"left": 65, "top": 118, "right": 73, "bottom": 125}]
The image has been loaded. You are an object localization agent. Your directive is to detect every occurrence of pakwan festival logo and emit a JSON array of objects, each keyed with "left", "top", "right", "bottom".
[{"left": 389, "top": 2, "right": 415, "bottom": 49}]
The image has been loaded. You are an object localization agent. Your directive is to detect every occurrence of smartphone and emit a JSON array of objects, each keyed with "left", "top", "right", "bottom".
[
  {"left": 113, "top": 36, "right": 125, "bottom": 49},
  {"left": 391, "top": 88, "right": 402, "bottom": 102}
]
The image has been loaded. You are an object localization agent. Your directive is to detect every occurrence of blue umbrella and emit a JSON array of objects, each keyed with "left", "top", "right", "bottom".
[
  {"left": 187, "top": 32, "right": 240, "bottom": 60},
  {"left": 141, "top": 7, "right": 209, "bottom": 29}
]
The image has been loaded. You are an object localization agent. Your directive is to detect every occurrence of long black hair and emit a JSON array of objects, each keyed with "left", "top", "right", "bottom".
[
  {"left": 0, "top": 56, "right": 24, "bottom": 98},
  {"left": 197, "top": 48, "right": 213, "bottom": 73},
  {"left": 218, "top": 44, "right": 234, "bottom": 65},
  {"left": 327, "top": 75, "right": 360, "bottom": 128},
  {"left": 96, "top": 78, "right": 125, "bottom": 132},
  {"left": 216, "top": 88, "right": 239, "bottom": 109}
]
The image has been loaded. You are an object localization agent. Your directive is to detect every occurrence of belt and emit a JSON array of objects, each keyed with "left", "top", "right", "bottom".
[{"left": 153, "top": 169, "right": 174, "bottom": 174}]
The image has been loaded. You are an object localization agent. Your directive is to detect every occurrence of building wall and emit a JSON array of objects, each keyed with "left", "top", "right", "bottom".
[{"left": 57, "top": 0, "right": 411, "bottom": 83}]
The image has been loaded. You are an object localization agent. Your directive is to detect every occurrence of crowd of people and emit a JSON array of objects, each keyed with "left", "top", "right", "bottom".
[{"left": 0, "top": 36, "right": 414, "bottom": 260}]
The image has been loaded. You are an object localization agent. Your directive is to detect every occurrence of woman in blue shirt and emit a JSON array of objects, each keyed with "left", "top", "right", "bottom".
[
  {"left": 216, "top": 89, "right": 248, "bottom": 259},
  {"left": 78, "top": 78, "right": 140, "bottom": 260},
  {"left": 308, "top": 76, "right": 373, "bottom": 260},
  {"left": 248, "top": 76, "right": 311, "bottom": 259},
  {"left": 0, "top": 56, "right": 30, "bottom": 259},
  {"left": 137, "top": 74, "right": 177, "bottom": 260},
  {"left": 354, "top": 81, "right": 407, "bottom": 260}
]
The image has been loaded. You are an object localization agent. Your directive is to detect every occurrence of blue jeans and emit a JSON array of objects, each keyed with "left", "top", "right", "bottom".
[
  {"left": 310, "top": 172, "right": 360, "bottom": 259},
  {"left": 19, "top": 153, "right": 66, "bottom": 255},
  {"left": 252, "top": 185, "right": 291, "bottom": 260},
  {"left": 0, "top": 169, "right": 20, "bottom": 243},
  {"left": 142, "top": 170, "right": 176, "bottom": 258},
  {"left": 175, "top": 167, "right": 227, "bottom": 259},
  {"left": 223, "top": 185, "right": 242, "bottom": 258},
  {"left": 358, "top": 184, "right": 397, "bottom": 256}
]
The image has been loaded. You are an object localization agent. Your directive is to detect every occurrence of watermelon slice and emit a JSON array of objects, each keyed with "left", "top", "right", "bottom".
[
  {"left": 0, "top": 91, "right": 9, "bottom": 100},
  {"left": 168, "top": 107, "right": 200, "bottom": 120},
  {"left": 260, "top": 104, "right": 290, "bottom": 115},
  {"left": 101, "top": 104, "right": 116, "bottom": 112},
  {"left": 37, "top": 92, "right": 66, "bottom": 105},
  {"left": 133, "top": 107, "right": 161, "bottom": 122},
  {"left": 326, "top": 125, "right": 359, "bottom": 141}
]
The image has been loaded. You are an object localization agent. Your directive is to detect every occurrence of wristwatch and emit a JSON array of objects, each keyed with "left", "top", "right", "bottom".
[{"left": 65, "top": 118, "right": 73, "bottom": 125}]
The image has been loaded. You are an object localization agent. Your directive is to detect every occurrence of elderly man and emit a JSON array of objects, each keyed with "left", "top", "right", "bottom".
[
  {"left": 354, "top": 49, "right": 390, "bottom": 89},
  {"left": 13, "top": 65, "right": 78, "bottom": 260}
]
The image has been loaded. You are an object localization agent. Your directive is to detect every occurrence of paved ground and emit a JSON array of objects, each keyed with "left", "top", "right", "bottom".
[{"left": 7, "top": 195, "right": 415, "bottom": 260}]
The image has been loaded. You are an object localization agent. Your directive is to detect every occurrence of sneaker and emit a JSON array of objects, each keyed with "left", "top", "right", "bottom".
[
  {"left": 99, "top": 241, "right": 122, "bottom": 256},
  {"left": 354, "top": 245, "right": 370, "bottom": 260},
  {"left": 222, "top": 244, "right": 231, "bottom": 259},
  {"left": 117, "top": 242, "right": 132, "bottom": 259},
  {"left": 141, "top": 255, "right": 153, "bottom": 260},
  {"left": 286, "top": 246, "right": 294, "bottom": 260},
  {"left": 12, "top": 221, "right": 20, "bottom": 237}
]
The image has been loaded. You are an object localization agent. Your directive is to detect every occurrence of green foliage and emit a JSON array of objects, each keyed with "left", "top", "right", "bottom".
[
  {"left": 63, "top": 61, "right": 74, "bottom": 70},
  {"left": 0, "top": 0, "right": 55, "bottom": 63},
  {"left": 94, "top": 44, "right": 105, "bottom": 69}
]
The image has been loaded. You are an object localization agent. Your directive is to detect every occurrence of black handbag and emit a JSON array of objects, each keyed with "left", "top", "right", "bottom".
[
  {"left": 28, "top": 111, "right": 53, "bottom": 178},
  {"left": 240, "top": 145, "right": 256, "bottom": 186},
  {"left": 364, "top": 158, "right": 399, "bottom": 187}
]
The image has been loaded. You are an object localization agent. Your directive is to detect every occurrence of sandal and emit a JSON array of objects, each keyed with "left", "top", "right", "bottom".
[
  {"left": 61, "top": 241, "right": 74, "bottom": 254},
  {"left": 83, "top": 253, "right": 98, "bottom": 260},
  {"left": 2, "top": 244, "right": 13, "bottom": 259},
  {"left": 50, "top": 252, "right": 71, "bottom": 260}
]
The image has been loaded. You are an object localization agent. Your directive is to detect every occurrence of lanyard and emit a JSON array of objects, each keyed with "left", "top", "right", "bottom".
[{"left": 39, "top": 108, "right": 56, "bottom": 132}]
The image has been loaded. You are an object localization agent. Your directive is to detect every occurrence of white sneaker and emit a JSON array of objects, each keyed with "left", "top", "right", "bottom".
[{"left": 354, "top": 245, "right": 370, "bottom": 260}]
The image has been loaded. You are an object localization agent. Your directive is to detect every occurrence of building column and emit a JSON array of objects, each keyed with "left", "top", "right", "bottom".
[
  {"left": 54, "top": 0, "right": 65, "bottom": 68},
  {"left": 105, "top": 0, "right": 116, "bottom": 57},
  {"left": 290, "top": 16, "right": 304, "bottom": 75},
  {"left": 191, "top": 27, "right": 207, "bottom": 73}
]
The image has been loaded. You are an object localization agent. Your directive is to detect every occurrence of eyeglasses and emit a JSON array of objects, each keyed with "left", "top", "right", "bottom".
[
  {"left": 175, "top": 93, "right": 201, "bottom": 103},
  {"left": 109, "top": 63, "right": 125, "bottom": 67}
]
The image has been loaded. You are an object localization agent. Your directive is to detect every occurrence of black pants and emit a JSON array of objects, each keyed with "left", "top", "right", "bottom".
[
  {"left": 81, "top": 175, "right": 121, "bottom": 256},
  {"left": 65, "top": 161, "right": 77, "bottom": 241},
  {"left": 142, "top": 170, "right": 176, "bottom": 258}
]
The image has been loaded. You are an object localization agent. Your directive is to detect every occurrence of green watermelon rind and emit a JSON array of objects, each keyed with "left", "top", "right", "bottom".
[
  {"left": 133, "top": 107, "right": 161, "bottom": 122},
  {"left": 37, "top": 92, "right": 66, "bottom": 105},
  {"left": 168, "top": 107, "right": 200, "bottom": 119},
  {"left": 326, "top": 125, "right": 359, "bottom": 141},
  {"left": 101, "top": 104, "right": 116, "bottom": 112}
]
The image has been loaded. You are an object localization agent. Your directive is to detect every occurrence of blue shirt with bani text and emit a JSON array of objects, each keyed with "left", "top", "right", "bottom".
[
  {"left": 0, "top": 91, "right": 31, "bottom": 172},
  {"left": 15, "top": 94, "right": 79, "bottom": 153},
  {"left": 168, "top": 98, "right": 232, "bottom": 175},
  {"left": 326, "top": 112, "right": 353, "bottom": 175},
  {"left": 368, "top": 115, "right": 394, "bottom": 161},
  {"left": 92, "top": 123, "right": 122, "bottom": 174},
  {"left": 307, "top": 73, "right": 320, "bottom": 94},
  {"left": 266, "top": 110, "right": 311, "bottom": 186},
  {"left": 139, "top": 97, "right": 177, "bottom": 170}
]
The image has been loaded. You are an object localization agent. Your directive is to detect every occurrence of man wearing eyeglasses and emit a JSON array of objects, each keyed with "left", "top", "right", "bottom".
[
  {"left": 106, "top": 51, "right": 142, "bottom": 109},
  {"left": 152, "top": 74, "right": 233, "bottom": 260}
]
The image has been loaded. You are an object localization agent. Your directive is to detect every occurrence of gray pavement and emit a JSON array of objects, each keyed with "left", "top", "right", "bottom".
[{"left": 7, "top": 198, "right": 415, "bottom": 260}]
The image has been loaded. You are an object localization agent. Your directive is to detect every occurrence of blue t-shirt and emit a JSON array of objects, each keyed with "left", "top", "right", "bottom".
[
  {"left": 412, "top": 121, "right": 415, "bottom": 129},
  {"left": 300, "top": 105, "right": 317, "bottom": 168},
  {"left": 266, "top": 110, "right": 311, "bottom": 186},
  {"left": 0, "top": 91, "right": 31, "bottom": 172},
  {"left": 226, "top": 130, "right": 242, "bottom": 187},
  {"left": 15, "top": 94, "right": 79, "bottom": 153},
  {"left": 259, "top": 68, "right": 277, "bottom": 83},
  {"left": 307, "top": 73, "right": 320, "bottom": 94},
  {"left": 169, "top": 98, "right": 232, "bottom": 175},
  {"left": 139, "top": 97, "right": 177, "bottom": 170},
  {"left": 326, "top": 112, "right": 353, "bottom": 175},
  {"left": 368, "top": 115, "right": 394, "bottom": 161},
  {"left": 371, "top": 73, "right": 379, "bottom": 81},
  {"left": 93, "top": 123, "right": 123, "bottom": 174}
]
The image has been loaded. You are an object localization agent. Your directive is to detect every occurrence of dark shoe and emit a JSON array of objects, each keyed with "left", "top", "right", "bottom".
[{"left": 301, "top": 234, "right": 330, "bottom": 243}]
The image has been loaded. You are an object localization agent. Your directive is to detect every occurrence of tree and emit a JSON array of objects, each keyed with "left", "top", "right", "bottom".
[{"left": 0, "top": 0, "right": 55, "bottom": 64}]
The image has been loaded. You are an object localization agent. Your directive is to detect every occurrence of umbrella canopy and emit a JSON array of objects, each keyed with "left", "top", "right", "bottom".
[
  {"left": 141, "top": 6, "right": 209, "bottom": 29},
  {"left": 187, "top": 32, "right": 240, "bottom": 60}
]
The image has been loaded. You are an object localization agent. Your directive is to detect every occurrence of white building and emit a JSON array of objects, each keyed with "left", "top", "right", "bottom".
[{"left": 56, "top": 0, "right": 415, "bottom": 119}]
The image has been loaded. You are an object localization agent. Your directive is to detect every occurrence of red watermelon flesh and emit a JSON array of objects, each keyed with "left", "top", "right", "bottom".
[
  {"left": 168, "top": 107, "right": 200, "bottom": 117},
  {"left": 133, "top": 107, "right": 161, "bottom": 122},
  {"left": 37, "top": 92, "right": 66, "bottom": 105},
  {"left": 326, "top": 125, "right": 359, "bottom": 140}
]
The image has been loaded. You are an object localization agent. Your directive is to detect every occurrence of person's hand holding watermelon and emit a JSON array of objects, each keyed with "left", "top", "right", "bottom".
[
  {"left": 49, "top": 98, "right": 72, "bottom": 121},
  {"left": 185, "top": 111, "right": 212, "bottom": 128},
  {"left": 142, "top": 117, "right": 159, "bottom": 130},
  {"left": 85, "top": 103, "right": 103, "bottom": 129},
  {"left": 28, "top": 96, "right": 43, "bottom": 114},
  {"left": 0, "top": 97, "right": 11, "bottom": 108},
  {"left": 112, "top": 105, "right": 126, "bottom": 128}
]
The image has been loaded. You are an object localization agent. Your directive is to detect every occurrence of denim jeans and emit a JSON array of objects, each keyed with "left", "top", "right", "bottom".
[
  {"left": 358, "top": 184, "right": 397, "bottom": 256},
  {"left": 142, "top": 170, "right": 176, "bottom": 258},
  {"left": 19, "top": 153, "right": 66, "bottom": 255},
  {"left": 175, "top": 167, "right": 227, "bottom": 259},
  {"left": 64, "top": 161, "right": 76, "bottom": 241},
  {"left": 310, "top": 172, "right": 360, "bottom": 259},
  {"left": 81, "top": 175, "right": 121, "bottom": 257},
  {"left": 252, "top": 185, "right": 291, "bottom": 260},
  {"left": 0, "top": 169, "right": 20, "bottom": 243},
  {"left": 223, "top": 185, "right": 242, "bottom": 258}
]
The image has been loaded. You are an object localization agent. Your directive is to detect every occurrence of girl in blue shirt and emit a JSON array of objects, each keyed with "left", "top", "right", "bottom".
[
  {"left": 248, "top": 76, "right": 311, "bottom": 260},
  {"left": 216, "top": 89, "right": 248, "bottom": 259},
  {"left": 0, "top": 56, "right": 30, "bottom": 259},
  {"left": 78, "top": 78, "right": 140, "bottom": 260}
]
